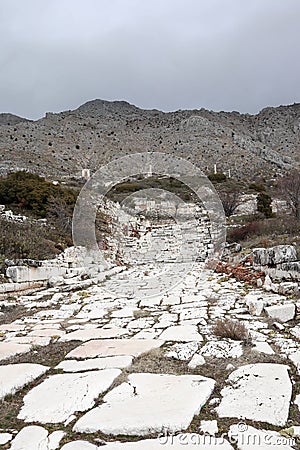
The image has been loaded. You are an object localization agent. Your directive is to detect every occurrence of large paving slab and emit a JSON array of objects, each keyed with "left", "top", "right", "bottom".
[
  {"left": 18, "top": 369, "right": 121, "bottom": 423},
  {"left": 0, "top": 363, "right": 48, "bottom": 399},
  {"left": 56, "top": 356, "right": 133, "bottom": 372},
  {"left": 59, "top": 326, "right": 127, "bottom": 341},
  {"left": 0, "top": 342, "right": 31, "bottom": 361},
  {"left": 9, "top": 425, "right": 64, "bottom": 450},
  {"left": 9, "top": 426, "right": 49, "bottom": 450},
  {"left": 216, "top": 363, "right": 292, "bottom": 426},
  {"left": 73, "top": 373, "right": 215, "bottom": 435},
  {"left": 60, "top": 442, "right": 98, "bottom": 450},
  {"left": 159, "top": 325, "right": 203, "bottom": 342},
  {"left": 66, "top": 339, "right": 164, "bottom": 359}
]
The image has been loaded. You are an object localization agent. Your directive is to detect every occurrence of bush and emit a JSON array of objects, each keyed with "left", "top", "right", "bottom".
[
  {"left": 0, "top": 171, "right": 78, "bottom": 218},
  {"left": 227, "top": 222, "right": 261, "bottom": 242},
  {"left": 0, "top": 217, "right": 66, "bottom": 263},
  {"left": 249, "top": 182, "right": 265, "bottom": 192},
  {"left": 257, "top": 192, "right": 273, "bottom": 218},
  {"left": 208, "top": 173, "right": 227, "bottom": 183},
  {"left": 213, "top": 318, "right": 250, "bottom": 342}
]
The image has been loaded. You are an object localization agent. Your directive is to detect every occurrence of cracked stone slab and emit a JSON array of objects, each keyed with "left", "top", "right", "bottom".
[
  {"left": 216, "top": 363, "right": 292, "bottom": 426},
  {"left": 228, "top": 424, "right": 295, "bottom": 450},
  {"left": 100, "top": 435, "right": 234, "bottom": 448},
  {"left": 59, "top": 326, "right": 127, "bottom": 341},
  {"left": 73, "top": 373, "right": 215, "bottom": 436},
  {"left": 56, "top": 356, "right": 133, "bottom": 372},
  {"left": 0, "top": 342, "right": 31, "bottom": 361},
  {"left": 159, "top": 325, "right": 203, "bottom": 342},
  {"left": 66, "top": 339, "right": 164, "bottom": 359},
  {"left": 0, "top": 363, "right": 48, "bottom": 399},
  {"left": 18, "top": 369, "right": 121, "bottom": 423}
]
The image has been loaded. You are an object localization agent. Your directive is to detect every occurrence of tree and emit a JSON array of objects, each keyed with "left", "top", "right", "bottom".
[
  {"left": 257, "top": 192, "right": 273, "bottom": 218},
  {"left": 277, "top": 170, "right": 300, "bottom": 220},
  {"left": 219, "top": 189, "right": 241, "bottom": 217}
]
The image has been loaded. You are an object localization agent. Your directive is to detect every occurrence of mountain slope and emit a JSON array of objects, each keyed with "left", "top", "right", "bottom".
[{"left": 0, "top": 100, "right": 299, "bottom": 180}]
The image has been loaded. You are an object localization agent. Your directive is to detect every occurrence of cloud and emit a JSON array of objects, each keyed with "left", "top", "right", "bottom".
[{"left": 0, "top": 0, "right": 300, "bottom": 119}]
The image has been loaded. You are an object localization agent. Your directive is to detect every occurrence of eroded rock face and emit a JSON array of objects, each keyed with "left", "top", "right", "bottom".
[
  {"left": 253, "top": 245, "right": 297, "bottom": 267},
  {"left": 216, "top": 363, "right": 292, "bottom": 426},
  {"left": 73, "top": 373, "right": 215, "bottom": 435}
]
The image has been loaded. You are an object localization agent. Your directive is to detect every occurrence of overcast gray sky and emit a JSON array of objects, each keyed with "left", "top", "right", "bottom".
[{"left": 1, "top": 0, "right": 300, "bottom": 119}]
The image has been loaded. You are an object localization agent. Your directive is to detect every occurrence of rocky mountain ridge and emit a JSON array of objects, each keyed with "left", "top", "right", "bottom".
[{"left": 0, "top": 99, "right": 299, "bottom": 180}]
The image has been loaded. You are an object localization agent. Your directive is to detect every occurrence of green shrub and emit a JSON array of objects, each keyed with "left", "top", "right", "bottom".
[
  {"left": 249, "top": 182, "right": 266, "bottom": 192},
  {"left": 257, "top": 192, "right": 273, "bottom": 218},
  {"left": 228, "top": 222, "right": 261, "bottom": 242},
  {"left": 0, "top": 171, "right": 77, "bottom": 218},
  {"left": 208, "top": 173, "right": 227, "bottom": 183}
]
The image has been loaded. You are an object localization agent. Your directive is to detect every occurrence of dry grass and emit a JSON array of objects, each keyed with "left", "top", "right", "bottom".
[{"left": 213, "top": 318, "right": 250, "bottom": 342}]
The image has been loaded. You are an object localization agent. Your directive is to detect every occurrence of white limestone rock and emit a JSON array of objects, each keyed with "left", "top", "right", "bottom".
[
  {"left": 217, "top": 363, "right": 292, "bottom": 426},
  {"left": 66, "top": 339, "right": 164, "bottom": 359},
  {"left": 290, "top": 326, "right": 300, "bottom": 340},
  {"left": 0, "top": 432, "right": 13, "bottom": 444},
  {"left": 252, "top": 341, "right": 275, "bottom": 355},
  {"left": 60, "top": 442, "right": 98, "bottom": 450},
  {"left": 18, "top": 369, "right": 121, "bottom": 423},
  {"left": 59, "top": 326, "right": 127, "bottom": 341},
  {"left": 165, "top": 342, "right": 198, "bottom": 360},
  {"left": 0, "top": 342, "right": 31, "bottom": 361},
  {"left": 265, "top": 304, "right": 295, "bottom": 323},
  {"left": 188, "top": 353, "right": 206, "bottom": 368},
  {"left": 200, "top": 340, "right": 243, "bottom": 359},
  {"left": 200, "top": 420, "right": 218, "bottom": 435},
  {"left": 245, "top": 294, "right": 266, "bottom": 316},
  {"left": 73, "top": 373, "right": 215, "bottom": 436},
  {"left": 289, "top": 351, "right": 300, "bottom": 373},
  {"left": 10, "top": 426, "right": 49, "bottom": 450},
  {"left": 56, "top": 356, "right": 133, "bottom": 372},
  {"left": 159, "top": 325, "right": 203, "bottom": 342},
  {"left": 48, "top": 430, "right": 65, "bottom": 449},
  {"left": 0, "top": 363, "right": 48, "bottom": 399}
]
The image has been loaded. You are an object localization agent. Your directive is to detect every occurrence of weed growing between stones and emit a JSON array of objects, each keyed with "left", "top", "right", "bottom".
[{"left": 213, "top": 318, "right": 250, "bottom": 342}]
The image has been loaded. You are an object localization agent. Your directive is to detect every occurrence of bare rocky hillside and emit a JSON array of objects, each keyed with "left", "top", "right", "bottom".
[{"left": 0, "top": 100, "right": 299, "bottom": 180}]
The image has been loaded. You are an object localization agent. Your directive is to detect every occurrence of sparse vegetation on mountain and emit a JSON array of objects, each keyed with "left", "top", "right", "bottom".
[
  {"left": 1, "top": 100, "right": 299, "bottom": 181},
  {"left": 0, "top": 171, "right": 78, "bottom": 218}
]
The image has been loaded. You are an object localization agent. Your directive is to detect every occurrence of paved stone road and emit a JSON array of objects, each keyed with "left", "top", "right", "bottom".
[{"left": 0, "top": 262, "right": 299, "bottom": 449}]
